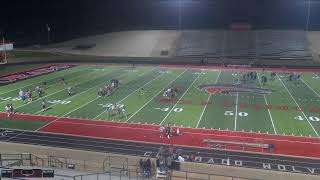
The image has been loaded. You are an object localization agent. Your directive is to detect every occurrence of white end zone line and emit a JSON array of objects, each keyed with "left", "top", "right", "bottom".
[
  {"left": 160, "top": 71, "right": 202, "bottom": 125},
  {"left": 93, "top": 69, "right": 162, "bottom": 119},
  {"left": 277, "top": 74, "right": 319, "bottom": 137},
  {"left": 126, "top": 69, "right": 187, "bottom": 122},
  {"left": 257, "top": 73, "right": 277, "bottom": 134},
  {"left": 234, "top": 71, "right": 240, "bottom": 131},
  {"left": 196, "top": 70, "right": 221, "bottom": 128}
]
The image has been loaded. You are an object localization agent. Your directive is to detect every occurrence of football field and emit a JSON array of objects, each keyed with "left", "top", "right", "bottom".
[{"left": 0, "top": 64, "right": 320, "bottom": 138}]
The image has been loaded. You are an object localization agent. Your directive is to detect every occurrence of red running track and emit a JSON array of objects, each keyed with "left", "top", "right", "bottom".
[{"left": 2, "top": 113, "right": 320, "bottom": 159}]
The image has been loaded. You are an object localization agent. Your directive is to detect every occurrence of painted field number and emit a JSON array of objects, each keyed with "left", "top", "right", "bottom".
[
  {"left": 295, "top": 116, "right": 320, "bottom": 122},
  {"left": 224, "top": 111, "right": 248, "bottom": 117},
  {"left": 157, "top": 107, "right": 184, "bottom": 113}
]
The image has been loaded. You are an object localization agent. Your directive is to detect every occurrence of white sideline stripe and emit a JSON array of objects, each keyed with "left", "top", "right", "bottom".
[
  {"left": 126, "top": 70, "right": 187, "bottom": 122},
  {"left": 234, "top": 71, "right": 240, "bottom": 131},
  {"left": 93, "top": 69, "right": 161, "bottom": 119},
  {"left": 301, "top": 78, "right": 320, "bottom": 98},
  {"left": 277, "top": 74, "right": 319, "bottom": 137},
  {"left": 15, "top": 69, "right": 111, "bottom": 111},
  {"left": 257, "top": 73, "right": 277, "bottom": 134},
  {"left": 196, "top": 70, "right": 221, "bottom": 128},
  {"left": 160, "top": 71, "right": 201, "bottom": 125}
]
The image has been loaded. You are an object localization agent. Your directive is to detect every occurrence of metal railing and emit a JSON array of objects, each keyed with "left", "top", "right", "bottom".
[{"left": 0, "top": 153, "right": 261, "bottom": 180}]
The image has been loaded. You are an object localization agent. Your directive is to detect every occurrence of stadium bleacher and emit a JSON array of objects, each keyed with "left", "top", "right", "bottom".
[{"left": 175, "top": 30, "right": 313, "bottom": 65}]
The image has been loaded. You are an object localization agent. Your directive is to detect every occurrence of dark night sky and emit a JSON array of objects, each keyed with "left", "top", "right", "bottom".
[{"left": 1, "top": 0, "right": 320, "bottom": 44}]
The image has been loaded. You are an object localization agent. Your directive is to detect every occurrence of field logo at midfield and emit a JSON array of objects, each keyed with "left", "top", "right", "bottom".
[
  {"left": 198, "top": 83, "right": 272, "bottom": 95},
  {"left": 0, "top": 64, "right": 76, "bottom": 85}
]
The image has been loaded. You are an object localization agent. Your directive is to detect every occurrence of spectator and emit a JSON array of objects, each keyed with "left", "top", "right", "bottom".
[
  {"left": 159, "top": 125, "right": 165, "bottom": 138},
  {"left": 178, "top": 156, "right": 185, "bottom": 162}
]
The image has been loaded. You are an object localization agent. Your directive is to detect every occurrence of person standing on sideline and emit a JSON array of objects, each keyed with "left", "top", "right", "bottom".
[
  {"left": 159, "top": 125, "right": 165, "bottom": 139},
  {"left": 67, "top": 87, "right": 72, "bottom": 96}
]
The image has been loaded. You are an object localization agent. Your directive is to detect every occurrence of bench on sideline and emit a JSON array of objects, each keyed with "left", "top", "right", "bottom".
[{"left": 203, "top": 139, "right": 274, "bottom": 152}]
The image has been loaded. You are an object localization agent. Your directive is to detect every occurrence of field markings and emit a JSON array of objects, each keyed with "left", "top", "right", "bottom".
[
  {"left": 0, "top": 67, "right": 87, "bottom": 96},
  {"left": 35, "top": 67, "right": 156, "bottom": 130},
  {"left": 38, "top": 67, "right": 139, "bottom": 116},
  {"left": 93, "top": 70, "right": 162, "bottom": 119},
  {"left": 15, "top": 69, "right": 116, "bottom": 112},
  {"left": 257, "top": 73, "right": 277, "bottom": 134},
  {"left": 196, "top": 70, "right": 221, "bottom": 128},
  {"left": 0, "top": 68, "right": 89, "bottom": 105},
  {"left": 160, "top": 71, "right": 202, "bottom": 125},
  {"left": 126, "top": 70, "right": 187, "bottom": 122},
  {"left": 301, "top": 78, "right": 320, "bottom": 98},
  {"left": 234, "top": 71, "right": 240, "bottom": 131},
  {"left": 277, "top": 74, "right": 319, "bottom": 137}
]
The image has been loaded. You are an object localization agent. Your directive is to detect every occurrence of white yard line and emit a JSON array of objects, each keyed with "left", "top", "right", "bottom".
[
  {"left": 35, "top": 69, "right": 135, "bottom": 115},
  {"left": 35, "top": 67, "right": 156, "bottom": 131},
  {"left": 93, "top": 72, "right": 162, "bottom": 119},
  {"left": 257, "top": 73, "right": 277, "bottom": 134},
  {"left": 17, "top": 71, "right": 114, "bottom": 112},
  {"left": 277, "top": 74, "right": 319, "bottom": 137},
  {"left": 126, "top": 70, "right": 187, "bottom": 122},
  {"left": 160, "top": 71, "right": 202, "bottom": 125},
  {"left": 196, "top": 71, "right": 221, "bottom": 128},
  {"left": 301, "top": 78, "right": 320, "bottom": 98},
  {"left": 234, "top": 71, "right": 240, "bottom": 131},
  {"left": 0, "top": 67, "right": 86, "bottom": 96}
]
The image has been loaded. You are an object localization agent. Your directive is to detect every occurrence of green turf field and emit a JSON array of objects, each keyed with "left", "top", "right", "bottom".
[{"left": 1, "top": 64, "right": 320, "bottom": 137}]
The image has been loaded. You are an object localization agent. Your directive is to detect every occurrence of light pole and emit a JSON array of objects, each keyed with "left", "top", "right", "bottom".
[
  {"left": 2, "top": 37, "right": 7, "bottom": 64},
  {"left": 178, "top": 0, "right": 182, "bottom": 30},
  {"left": 46, "top": 24, "right": 51, "bottom": 44}
]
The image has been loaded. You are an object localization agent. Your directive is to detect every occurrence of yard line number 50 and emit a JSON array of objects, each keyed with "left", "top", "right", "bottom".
[
  {"left": 295, "top": 116, "right": 320, "bottom": 122},
  {"left": 224, "top": 111, "right": 248, "bottom": 117}
]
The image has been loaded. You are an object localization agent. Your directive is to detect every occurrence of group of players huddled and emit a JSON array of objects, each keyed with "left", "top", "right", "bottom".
[
  {"left": 240, "top": 71, "right": 301, "bottom": 87},
  {"left": 163, "top": 86, "right": 178, "bottom": 100},
  {"left": 97, "top": 79, "right": 119, "bottom": 97}
]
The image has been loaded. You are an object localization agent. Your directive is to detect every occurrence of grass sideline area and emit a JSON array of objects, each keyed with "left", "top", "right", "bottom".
[{"left": 0, "top": 64, "right": 320, "bottom": 138}]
